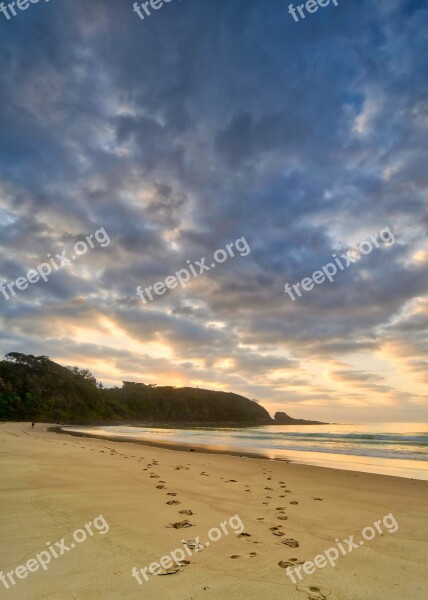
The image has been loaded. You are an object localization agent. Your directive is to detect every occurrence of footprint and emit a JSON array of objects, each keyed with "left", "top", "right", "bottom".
[
  {"left": 230, "top": 555, "right": 240, "bottom": 559},
  {"left": 179, "top": 509, "right": 194, "bottom": 516},
  {"left": 158, "top": 560, "right": 190, "bottom": 576},
  {"left": 278, "top": 558, "right": 304, "bottom": 568},
  {"left": 167, "top": 500, "right": 181, "bottom": 505},
  {"left": 157, "top": 566, "right": 181, "bottom": 576},
  {"left": 282, "top": 538, "right": 299, "bottom": 548},
  {"left": 183, "top": 539, "right": 204, "bottom": 552},
  {"left": 166, "top": 520, "right": 194, "bottom": 529},
  {"left": 296, "top": 584, "right": 331, "bottom": 600}
]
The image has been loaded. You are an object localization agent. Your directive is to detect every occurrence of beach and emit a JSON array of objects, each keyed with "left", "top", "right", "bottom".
[{"left": 1, "top": 422, "right": 427, "bottom": 600}]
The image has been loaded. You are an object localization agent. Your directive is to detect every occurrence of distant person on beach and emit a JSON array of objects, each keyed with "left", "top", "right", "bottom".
[{"left": 31, "top": 422, "right": 35, "bottom": 429}]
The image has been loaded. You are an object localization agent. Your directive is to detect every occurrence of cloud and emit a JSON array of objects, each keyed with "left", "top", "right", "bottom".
[{"left": 0, "top": 0, "right": 427, "bottom": 421}]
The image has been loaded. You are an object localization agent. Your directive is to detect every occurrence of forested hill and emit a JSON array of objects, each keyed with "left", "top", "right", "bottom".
[{"left": 0, "top": 353, "right": 273, "bottom": 425}]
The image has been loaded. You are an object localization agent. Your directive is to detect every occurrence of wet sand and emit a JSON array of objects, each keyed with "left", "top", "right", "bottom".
[{"left": 0, "top": 422, "right": 427, "bottom": 600}]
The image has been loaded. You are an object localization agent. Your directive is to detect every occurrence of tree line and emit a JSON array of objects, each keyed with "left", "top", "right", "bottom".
[{"left": 0, "top": 353, "right": 273, "bottom": 425}]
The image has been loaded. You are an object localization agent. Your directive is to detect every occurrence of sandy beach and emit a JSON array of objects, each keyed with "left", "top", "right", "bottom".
[{"left": 1, "top": 422, "right": 427, "bottom": 600}]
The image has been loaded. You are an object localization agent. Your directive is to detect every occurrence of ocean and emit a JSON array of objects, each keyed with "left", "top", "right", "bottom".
[{"left": 65, "top": 422, "right": 428, "bottom": 480}]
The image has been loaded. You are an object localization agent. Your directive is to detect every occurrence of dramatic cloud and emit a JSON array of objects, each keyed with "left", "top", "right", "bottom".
[{"left": 0, "top": 0, "right": 427, "bottom": 422}]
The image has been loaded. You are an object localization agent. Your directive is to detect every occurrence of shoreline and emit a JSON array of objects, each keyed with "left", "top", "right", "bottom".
[
  {"left": 54, "top": 425, "right": 428, "bottom": 482},
  {"left": 51, "top": 425, "right": 291, "bottom": 462},
  {"left": 5, "top": 419, "right": 330, "bottom": 428}
]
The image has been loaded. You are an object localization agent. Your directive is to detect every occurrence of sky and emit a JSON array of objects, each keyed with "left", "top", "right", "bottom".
[{"left": 0, "top": 0, "right": 427, "bottom": 423}]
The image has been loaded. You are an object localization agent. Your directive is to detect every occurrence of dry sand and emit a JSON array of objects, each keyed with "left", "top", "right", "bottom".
[{"left": 0, "top": 422, "right": 427, "bottom": 600}]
